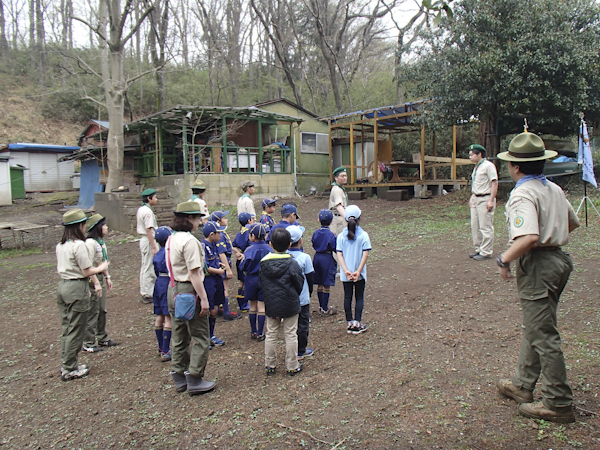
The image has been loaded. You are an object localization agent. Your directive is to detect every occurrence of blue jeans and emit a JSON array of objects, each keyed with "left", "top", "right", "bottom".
[{"left": 343, "top": 279, "right": 365, "bottom": 322}]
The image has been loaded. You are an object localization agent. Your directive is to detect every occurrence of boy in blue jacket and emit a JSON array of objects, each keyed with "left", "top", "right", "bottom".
[
  {"left": 232, "top": 212, "right": 255, "bottom": 312},
  {"left": 152, "top": 226, "right": 173, "bottom": 361}
]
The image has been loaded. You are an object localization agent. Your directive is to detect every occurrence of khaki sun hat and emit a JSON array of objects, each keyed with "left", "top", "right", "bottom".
[
  {"left": 174, "top": 201, "right": 203, "bottom": 215},
  {"left": 497, "top": 133, "right": 558, "bottom": 162},
  {"left": 191, "top": 179, "right": 206, "bottom": 190},
  {"left": 86, "top": 213, "right": 104, "bottom": 230},
  {"left": 62, "top": 209, "right": 87, "bottom": 226}
]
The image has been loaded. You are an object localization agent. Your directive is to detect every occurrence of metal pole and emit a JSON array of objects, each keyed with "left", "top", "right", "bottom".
[{"left": 585, "top": 180, "right": 588, "bottom": 227}]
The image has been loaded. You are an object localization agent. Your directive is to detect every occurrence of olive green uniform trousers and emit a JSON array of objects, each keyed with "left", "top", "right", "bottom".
[
  {"left": 168, "top": 281, "right": 210, "bottom": 377},
  {"left": 512, "top": 248, "right": 574, "bottom": 411},
  {"left": 83, "top": 274, "right": 108, "bottom": 348},
  {"left": 57, "top": 279, "right": 90, "bottom": 372}
]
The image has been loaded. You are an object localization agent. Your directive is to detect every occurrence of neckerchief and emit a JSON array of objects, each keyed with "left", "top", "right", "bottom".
[
  {"left": 516, "top": 174, "right": 547, "bottom": 188},
  {"left": 190, "top": 194, "right": 199, "bottom": 201},
  {"left": 94, "top": 237, "right": 108, "bottom": 262},
  {"left": 472, "top": 159, "right": 486, "bottom": 178},
  {"left": 332, "top": 181, "right": 349, "bottom": 205}
]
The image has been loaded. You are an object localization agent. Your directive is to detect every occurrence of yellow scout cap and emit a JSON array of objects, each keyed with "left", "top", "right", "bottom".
[{"left": 62, "top": 209, "right": 87, "bottom": 226}]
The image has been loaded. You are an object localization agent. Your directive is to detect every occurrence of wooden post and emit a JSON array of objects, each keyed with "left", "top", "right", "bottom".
[
  {"left": 361, "top": 124, "right": 365, "bottom": 179},
  {"left": 328, "top": 119, "right": 333, "bottom": 182},
  {"left": 452, "top": 125, "right": 457, "bottom": 180},
  {"left": 257, "top": 119, "right": 263, "bottom": 173},
  {"left": 350, "top": 123, "right": 355, "bottom": 185},
  {"left": 432, "top": 131, "right": 437, "bottom": 180},
  {"left": 374, "top": 112, "right": 379, "bottom": 183},
  {"left": 420, "top": 125, "right": 425, "bottom": 181},
  {"left": 222, "top": 117, "right": 228, "bottom": 172}
]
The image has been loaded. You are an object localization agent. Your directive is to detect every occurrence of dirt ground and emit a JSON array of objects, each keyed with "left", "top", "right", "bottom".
[{"left": 0, "top": 189, "right": 599, "bottom": 449}]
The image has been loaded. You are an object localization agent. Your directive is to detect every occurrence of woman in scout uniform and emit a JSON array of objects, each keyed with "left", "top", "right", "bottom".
[
  {"left": 167, "top": 201, "right": 216, "bottom": 395},
  {"left": 495, "top": 132, "right": 579, "bottom": 423},
  {"left": 83, "top": 214, "right": 116, "bottom": 353},
  {"left": 329, "top": 167, "right": 348, "bottom": 236},
  {"left": 189, "top": 179, "right": 209, "bottom": 225},
  {"left": 138, "top": 188, "right": 159, "bottom": 303},
  {"left": 56, "top": 209, "right": 109, "bottom": 381}
]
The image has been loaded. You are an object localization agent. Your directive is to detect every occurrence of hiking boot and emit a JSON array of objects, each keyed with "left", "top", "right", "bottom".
[
  {"left": 265, "top": 367, "right": 276, "bottom": 376},
  {"left": 82, "top": 345, "right": 103, "bottom": 353},
  {"left": 469, "top": 252, "right": 479, "bottom": 258},
  {"left": 298, "top": 348, "right": 314, "bottom": 360},
  {"left": 61, "top": 365, "right": 90, "bottom": 381},
  {"left": 222, "top": 312, "right": 243, "bottom": 321},
  {"left": 473, "top": 254, "right": 492, "bottom": 261},
  {"left": 319, "top": 306, "right": 337, "bottom": 316},
  {"left": 98, "top": 339, "right": 118, "bottom": 347},
  {"left": 496, "top": 379, "right": 533, "bottom": 403},
  {"left": 185, "top": 372, "right": 216, "bottom": 395},
  {"left": 170, "top": 371, "right": 187, "bottom": 393},
  {"left": 352, "top": 323, "right": 368, "bottom": 335},
  {"left": 141, "top": 296, "right": 153, "bottom": 304},
  {"left": 160, "top": 351, "right": 172, "bottom": 362},
  {"left": 287, "top": 363, "right": 304, "bottom": 377},
  {"left": 518, "top": 401, "right": 575, "bottom": 424},
  {"left": 210, "top": 336, "right": 225, "bottom": 347}
]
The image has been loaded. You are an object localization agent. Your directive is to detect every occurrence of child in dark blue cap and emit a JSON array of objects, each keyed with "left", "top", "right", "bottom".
[
  {"left": 232, "top": 212, "right": 255, "bottom": 312},
  {"left": 260, "top": 198, "right": 276, "bottom": 231},
  {"left": 201, "top": 221, "right": 228, "bottom": 347},
  {"left": 153, "top": 226, "right": 173, "bottom": 361},
  {"left": 239, "top": 223, "right": 272, "bottom": 340},
  {"left": 311, "top": 210, "right": 338, "bottom": 316},
  {"left": 209, "top": 210, "right": 242, "bottom": 321}
]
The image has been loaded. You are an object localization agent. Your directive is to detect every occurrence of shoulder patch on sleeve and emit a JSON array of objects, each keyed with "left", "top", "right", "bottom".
[{"left": 514, "top": 216, "right": 525, "bottom": 228}]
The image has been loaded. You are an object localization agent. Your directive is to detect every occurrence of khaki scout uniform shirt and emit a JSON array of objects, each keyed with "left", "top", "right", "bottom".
[
  {"left": 85, "top": 238, "right": 104, "bottom": 267},
  {"left": 56, "top": 240, "right": 93, "bottom": 279},
  {"left": 471, "top": 160, "right": 498, "bottom": 195},
  {"left": 190, "top": 195, "right": 209, "bottom": 218},
  {"left": 237, "top": 194, "right": 255, "bottom": 217},
  {"left": 329, "top": 184, "right": 348, "bottom": 212},
  {"left": 167, "top": 232, "right": 205, "bottom": 283},
  {"left": 506, "top": 179, "right": 579, "bottom": 247},
  {"left": 136, "top": 204, "right": 158, "bottom": 236}
]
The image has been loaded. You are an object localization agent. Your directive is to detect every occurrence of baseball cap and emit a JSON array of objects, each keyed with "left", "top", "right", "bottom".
[
  {"left": 238, "top": 212, "right": 253, "bottom": 226},
  {"left": 287, "top": 225, "right": 305, "bottom": 244},
  {"left": 202, "top": 221, "right": 226, "bottom": 237},
  {"left": 318, "top": 209, "right": 333, "bottom": 224},
  {"left": 249, "top": 223, "right": 267, "bottom": 239},
  {"left": 209, "top": 210, "right": 229, "bottom": 221},
  {"left": 345, "top": 205, "right": 361, "bottom": 221},
  {"left": 281, "top": 204, "right": 300, "bottom": 220},
  {"left": 261, "top": 198, "right": 276, "bottom": 209},
  {"left": 154, "top": 226, "right": 172, "bottom": 244}
]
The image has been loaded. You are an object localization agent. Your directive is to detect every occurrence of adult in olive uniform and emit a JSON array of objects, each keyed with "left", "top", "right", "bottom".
[
  {"left": 83, "top": 214, "right": 117, "bottom": 353},
  {"left": 237, "top": 181, "right": 256, "bottom": 217},
  {"left": 329, "top": 167, "right": 348, "bottom": 236},
  {"left": 56, "top": 209, "right": 109, "bottom": 381},
  {"left": 468, "top": 144, "right": 498, "bottom": 260},
  {"left": 167, "top": 201, "right": 216, "bottom": 395},
  {"left": 189, "top": 179, "right": 209, "bottom": 225},
  {"left": 137, "top": 188, "right": 159, "bottom": 303},
  {"left": 495, "top": 132, "right": 579, "bottom": 423}
]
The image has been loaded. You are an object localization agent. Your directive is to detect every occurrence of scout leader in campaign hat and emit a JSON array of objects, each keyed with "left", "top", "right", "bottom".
[
  {"left": 173, "top": 201, "right": 208, "bottom": 216},
  {"left": 497, "top": 132, "right": 557, "bottom": 162},
  {"left": 62, "top": 209, "right": 88, "bottom": 226}
]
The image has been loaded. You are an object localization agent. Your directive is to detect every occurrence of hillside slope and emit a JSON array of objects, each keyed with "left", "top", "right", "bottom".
[{"left": 0, "top": 76, "right": 84, "bottom": 146}]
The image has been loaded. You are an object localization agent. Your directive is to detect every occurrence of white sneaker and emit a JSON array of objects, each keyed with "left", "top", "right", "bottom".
[
  {"left": 352, "top": 322, "right": 368, "bottom": 335},
  {"left": 61, "top": 365, "right": 90, "bottom": 381}
]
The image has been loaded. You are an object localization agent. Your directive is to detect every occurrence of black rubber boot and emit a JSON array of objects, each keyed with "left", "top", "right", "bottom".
[
  {"left": 170, "top": 371, "right": 187, "bottom": 393},
  {"left": 185, "top": 372, "right": 216, "bottom": 395}
]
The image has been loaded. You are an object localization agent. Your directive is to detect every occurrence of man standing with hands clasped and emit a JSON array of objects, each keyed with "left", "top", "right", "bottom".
[
  {"left": 468, "top": 144, "right": 498, "bottom": 260},
  {"left": 495, "top": 132, "right": 579, "bottom": 423}
]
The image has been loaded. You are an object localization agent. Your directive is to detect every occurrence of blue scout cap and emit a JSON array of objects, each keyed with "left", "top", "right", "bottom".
[
  {"left": 318, "top": 209, "right": 334, "bottom": 224},
  {"left": 238, "top": 212, "right": 253, "bottom": 226},
  {"left": 203, "top": 221, "right": 226, "bottom": 237},
  {"left": 209, "top": 210, "right": 229, "bottom": 222},
  {"left": 141, "top": 188, "right": 157, "bottom": 197},
  {"left": 281, "top": 204, "right": 300, "bottom": 220},
  {"left": 154, "top": 226, "right": 172, "bottom": 244},
  {"left": 287, "top": 225, "right": 305, "bottom": 243},
  {"left": 249, "top": 223, "right": 267, "bottom": 239},
  {"left": 345, "top": 205, "right": 361, "bottom": 221},
  {"left": 261, "top": 198, "right": 276, "bottom": 209}
]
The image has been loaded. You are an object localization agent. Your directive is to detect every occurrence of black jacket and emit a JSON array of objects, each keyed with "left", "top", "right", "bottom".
[{"left": 259, "top": 253, "right": 303, "bottom": 318}]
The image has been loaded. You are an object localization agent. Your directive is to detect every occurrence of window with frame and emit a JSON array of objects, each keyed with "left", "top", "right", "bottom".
[{"left": 301, "top": 132, "right": 329, "bottom": 154}]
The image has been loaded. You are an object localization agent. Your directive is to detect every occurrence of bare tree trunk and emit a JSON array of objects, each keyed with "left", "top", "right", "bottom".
[
  {"left": 29, "top": 0, "right": 34, "bottom": 71},
  {"left": 0, "top": 0, "right": 9, "bottom": 60},
  {"left": 149, "top": 0, "right": 168, "bottom": 111},
  {"left": 35, "top": 0, "right": 44, "bottom": 87}
]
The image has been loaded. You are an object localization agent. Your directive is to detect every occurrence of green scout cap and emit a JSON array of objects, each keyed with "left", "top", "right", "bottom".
[
  {"left": 498, "top": 132, "right": 558, "bottom": 162},
  {"left": 469, "top": 144, "right": 486, "bottom": 153},
  {"left": 332, "top": 166, "right": 346, "bottom": 177},
  {"left": 174, "top": 201, "right": 203, "bottom": 215},
  {"left": 86, "top": 213, "right": 104, "bottom": 230},
  {"left": 141, "top": 188, "right": 157, "bottom": 197},
  {"left": 62, "top": 209, "right": 87, "bottom": 226},
  {"left": 191, "top": 179, "right": 206, "bottom": 190}
]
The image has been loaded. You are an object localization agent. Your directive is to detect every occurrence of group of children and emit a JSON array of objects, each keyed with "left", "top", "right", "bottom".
[{"left": 149, "top": 197, "right": 371, "bottom": 376}]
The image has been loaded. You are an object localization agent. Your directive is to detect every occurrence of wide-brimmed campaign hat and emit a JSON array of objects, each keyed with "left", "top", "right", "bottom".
[
  {"left": 191, "top": 179, "right": 206, "bottom": 190},
  {"left": 498, "top": 133, "right": 557, "bottom": 162},
  {"left": 86, "top": 213, "right": 105, "bottom": 230},
  {"left": 174, "top": 201, "right": 203, "bottom": 215},
  {"left": 62, "top": 209, "right": 87, "bottom": 226}
]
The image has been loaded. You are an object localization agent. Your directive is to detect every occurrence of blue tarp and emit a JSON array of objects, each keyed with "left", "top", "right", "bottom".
[
  {"left": 76, "top": 159, "right": 103, "bottom": 209},
  {"left": 7, "top": 143, "right": 80, "bottom": 153}
]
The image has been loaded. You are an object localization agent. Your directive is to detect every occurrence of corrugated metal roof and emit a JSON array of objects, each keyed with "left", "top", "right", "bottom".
[{"left": 91, "top": 120, "right": 110, "bottom": 129}]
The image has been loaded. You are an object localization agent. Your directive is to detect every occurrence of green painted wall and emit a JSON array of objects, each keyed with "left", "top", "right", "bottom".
[{"left": 258, "top": 101, "right": 331, "bottom": 194}]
